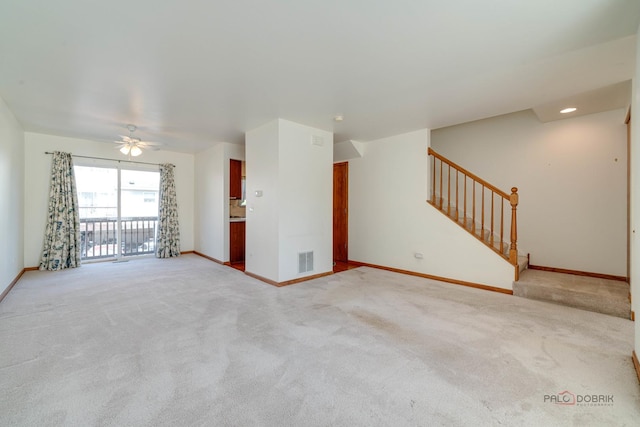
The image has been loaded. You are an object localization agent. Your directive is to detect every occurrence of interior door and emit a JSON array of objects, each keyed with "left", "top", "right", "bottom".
[{"left": 333, "top": 162, "right": 348, "bottom": 263}]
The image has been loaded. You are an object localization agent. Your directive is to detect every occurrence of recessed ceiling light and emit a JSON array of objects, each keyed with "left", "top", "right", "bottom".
[
  {"left": 560, "top": 107, "right": 577, "bottom": 114},
  {"left": 334, "top": 115, "right": 344, "bottom": 122}
]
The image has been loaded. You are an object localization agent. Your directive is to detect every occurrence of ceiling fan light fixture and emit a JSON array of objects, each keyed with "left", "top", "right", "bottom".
[
  {"left": 116, "top": 123, "right": 160, "bottom": 157},
  {"left": 130, "top": 145, "right": 142, "bottom": 157}
]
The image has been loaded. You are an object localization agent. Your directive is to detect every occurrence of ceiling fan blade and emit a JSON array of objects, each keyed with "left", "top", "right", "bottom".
[
  {"left": 138, "top": 142, "right": 160, "bottom": 151},
  {"left": 135, "top": 142, "right": 159, "bottom": 149}
]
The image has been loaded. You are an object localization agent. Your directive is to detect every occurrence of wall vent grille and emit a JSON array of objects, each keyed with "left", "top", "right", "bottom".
[
  {"left": 311, "top": 135, "right": 324, "bottom": 147},
  {"left": 298, "top": 251, "right": 314, "bottom": 273}
]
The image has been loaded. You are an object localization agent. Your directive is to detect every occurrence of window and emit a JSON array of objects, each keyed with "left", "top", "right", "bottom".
[{"left": 143, "top": 192, "right": 156, "bottom": 203}]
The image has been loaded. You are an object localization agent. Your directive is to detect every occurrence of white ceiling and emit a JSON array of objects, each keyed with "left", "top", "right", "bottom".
[
  {"left": 532, "top": 80, "right": 631, "bottom": 122},
  {"left": 1, "top": 0, "right": 639, "bottom": 153}
]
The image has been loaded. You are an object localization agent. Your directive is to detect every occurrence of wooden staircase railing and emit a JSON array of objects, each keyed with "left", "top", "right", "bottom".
[{"left": 428, "top": 148, "right": 519, "bottom": 269}]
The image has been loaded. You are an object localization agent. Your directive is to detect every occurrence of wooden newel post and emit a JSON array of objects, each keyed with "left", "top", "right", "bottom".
[{"left": 509, "top": 187, "right": 518, "bottom": 265}]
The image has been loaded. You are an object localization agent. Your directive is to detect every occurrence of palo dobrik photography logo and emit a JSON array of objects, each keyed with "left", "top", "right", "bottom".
[
  {"left": 543, "top": 390, "right": 614, "bottom": 407},
  {"left": 544, "top": 390, "right": 576, "bottom": 405}
]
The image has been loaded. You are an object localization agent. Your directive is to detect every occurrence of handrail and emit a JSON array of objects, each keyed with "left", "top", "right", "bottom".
[
  {"left": 427, "top": 148, "right": 519, "bottom": 269},
  {"left": 428, "top": 147, "right": 509, "bottom": 199}
]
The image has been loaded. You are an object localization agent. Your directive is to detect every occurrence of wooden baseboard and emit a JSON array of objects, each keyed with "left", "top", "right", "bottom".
[
  {"left": 528, "top": 264, "right": 627, "bottom": 282},
  {"left": 181, "top": 250, "right": 195, "bottom": 255},
  {"left": 244, "top": 270, "right": 334, "bottom": 287},
  {"left": 348, "top": 260, "right": 513, "bottom": 295},
  {"left": 631, "top": 311, "right": 635, "bottom": 322},
  {"left": 633, "top": 351, "right": 640, "bottom": 385},
  {"left": 192, "top": 251, "right": 224, "bottom": 265},
  {"left": 0, "top": 268, "right": 29, "bottom": 304},
  {"left": 244, "top": 271, "right": 278, "bottom": 286}
]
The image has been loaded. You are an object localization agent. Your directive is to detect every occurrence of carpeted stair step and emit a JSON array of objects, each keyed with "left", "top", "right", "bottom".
[
  {"left": 517, "top": 255, "right": 528, "bottom": 274},
  {"left": 513, "top": 269, "right": 630, "bottom": 319}
]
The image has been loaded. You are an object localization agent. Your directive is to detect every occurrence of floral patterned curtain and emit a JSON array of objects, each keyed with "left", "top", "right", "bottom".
[
  {"left": 39, "top": 151, "right": 81, "bottom": 270},
  {"left": 156, "top": 163, "right": 180, "bottom": 258}
]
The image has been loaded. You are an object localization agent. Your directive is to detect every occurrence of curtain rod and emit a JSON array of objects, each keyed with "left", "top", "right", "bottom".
[{"left": 44, "top": 152, "right": 174, "bottom": 167}]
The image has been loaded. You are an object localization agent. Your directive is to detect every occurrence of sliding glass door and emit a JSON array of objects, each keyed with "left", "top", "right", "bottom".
[
  {"left": 75, "top": 166, "right": 118, "bottom": 259},
  {"left": 120, "top": 169, "right": 160, "bottom": 256},
  {"left": 75, "top": 165, "right": 160, "bottom": 261}
]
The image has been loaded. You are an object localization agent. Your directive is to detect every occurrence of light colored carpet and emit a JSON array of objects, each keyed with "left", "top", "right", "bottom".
[{"left": 0, "top": 254, "right": 638, "bottom": 426}]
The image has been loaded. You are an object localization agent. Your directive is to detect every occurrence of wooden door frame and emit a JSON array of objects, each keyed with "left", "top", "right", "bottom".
[{"left": 333, "top": 162, "right": 349, "bottom": 263}]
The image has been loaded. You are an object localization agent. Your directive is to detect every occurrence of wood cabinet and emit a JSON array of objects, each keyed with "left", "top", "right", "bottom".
[
  {"left": 230, "top": 221, "right": 245, "bottom": 263},
  {"left": 230, "top": 159, "right": 242, "bottom": 199}
]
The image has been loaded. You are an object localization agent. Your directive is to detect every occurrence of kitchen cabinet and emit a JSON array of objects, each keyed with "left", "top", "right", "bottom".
[
  {"left": 230, "top": 221, "right": 245, "bottom": 263},
  {"left": 230, "top": 159, "right": 242, "bottom": 199}
]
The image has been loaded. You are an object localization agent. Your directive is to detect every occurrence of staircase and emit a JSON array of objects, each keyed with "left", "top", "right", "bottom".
[
  {"left": 428, "top": 148, "right": 629, "bottom": 319},
  {"left": 428, "top": 148, "right": 527, "bottom": 280}
]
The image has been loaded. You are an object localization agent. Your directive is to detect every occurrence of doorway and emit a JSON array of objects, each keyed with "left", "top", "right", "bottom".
[
  {"left": 333, "top": 162, "right": 348, "bottom": 267},
  {"left": 74, "top": 165, "right": 160, "bottom": 261}
]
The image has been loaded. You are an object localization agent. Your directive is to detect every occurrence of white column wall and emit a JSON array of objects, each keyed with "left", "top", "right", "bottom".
[
  {"left": 631, "top": 22, "right": 640, "bottom": 367},
  {"left": 277, "top": 120, "right": 333, "bottom": 282},
  {"left": 23, "top": 133, "right": 195, "bottom": 267},
  {"left": 0, "top": 96, "right": 24, "bottom": 293},
  {"left": 245, "top": 120, "right": 280, "bottom": 281},
  {"left": 245, "top": 119, "right": 333, "bottom": 283},
  {"left": 349, "top": 129, "right": 515, "bottom": 290}
]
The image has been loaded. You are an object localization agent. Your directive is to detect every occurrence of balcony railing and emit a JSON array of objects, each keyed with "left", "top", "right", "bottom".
[{"left": 80, "top": 216, "right": 158, "bottom": 260}]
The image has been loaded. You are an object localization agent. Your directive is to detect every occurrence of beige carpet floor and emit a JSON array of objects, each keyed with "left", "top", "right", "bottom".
[{"left": 0, "top": 254, "right": 638, "bottom": 426}]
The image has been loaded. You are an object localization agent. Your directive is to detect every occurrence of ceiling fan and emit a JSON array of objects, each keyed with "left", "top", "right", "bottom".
[{"left": 115, "top": 124, "right": 161, "bottom": 157}]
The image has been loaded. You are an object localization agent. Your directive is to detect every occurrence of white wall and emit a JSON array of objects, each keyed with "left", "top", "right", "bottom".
[
  {"left": 630, "top": 22, "right": 640, "bottom": 367},
  {"left": 23, "top": 133, "right": 195, "bottom": 267},
  {"left": 0, "top": 96, "right": 24, "bottom": 293},
  {"left": 245, "top": 120, "right": 280, "bottom": 280},
  {"left": 432, "top": 109, "right": 627, "bottom": 276},
  {"left": 245, "top": 119, "right": 333, "bottom": 283},
  {"left": 277, "top": 120, "right": 333, "bottom": 281},
  {"left": 194, "top": 143, "right": 226, "bottom": 261},
  {"left": 349, "top": 129, "right": 515, "bottom": 290}
]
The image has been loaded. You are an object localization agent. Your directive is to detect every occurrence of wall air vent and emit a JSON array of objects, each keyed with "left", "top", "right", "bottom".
[
  {"left": 311, "top": 135, "right": 324, "bottom": 147},
  {"left": 298, "top": 251, "right": 314, "bottom": 273}
]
